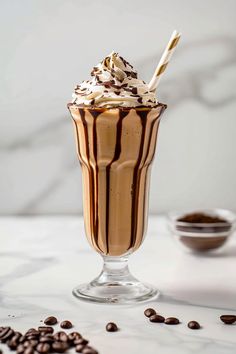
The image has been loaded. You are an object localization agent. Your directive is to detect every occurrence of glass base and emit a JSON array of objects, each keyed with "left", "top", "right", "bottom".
[{"left": 72, "top": 256, "right": 159, "bottom": 304}]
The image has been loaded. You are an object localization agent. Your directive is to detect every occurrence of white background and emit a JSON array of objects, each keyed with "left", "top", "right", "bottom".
[{"left": 1, "top": 0, "right": 236, "bottom": 215}]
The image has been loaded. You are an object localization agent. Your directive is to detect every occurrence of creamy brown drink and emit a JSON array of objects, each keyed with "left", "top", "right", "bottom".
[
  {"left": 68, "top": 52, "right": 166, "bottom": 257},
  {"left": 69, "top": 105, "right": 165, "bottom": 256}
]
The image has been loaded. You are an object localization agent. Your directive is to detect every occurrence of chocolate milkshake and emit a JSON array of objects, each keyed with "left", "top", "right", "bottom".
[
  {"left": 68, "top": 52, "right": 166, "bottom": 303},
  {"left": 68, "top": 53, "right": 166, "bottom": 256}
]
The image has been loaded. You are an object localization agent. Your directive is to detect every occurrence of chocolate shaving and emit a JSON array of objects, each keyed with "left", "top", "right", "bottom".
[{"left": 137, "top": 97, "right": 143, "bottom": 103}]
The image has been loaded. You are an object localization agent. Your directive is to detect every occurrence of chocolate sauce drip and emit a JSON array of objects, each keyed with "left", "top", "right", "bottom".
[
  {"left": 140, "top": 117, "right": 159, "bottom": 242},
  {"left": 105, "top": 110, "right": 130, "bottom": 254},
  {"left": 78, "top": 109, "right": 96, "bottom": 246},
  {"left": 130, "top": 110, "right": 148, "bottom": 250},
  {"left": 88, "top": 110, "right": 103, "bottom": 249}
]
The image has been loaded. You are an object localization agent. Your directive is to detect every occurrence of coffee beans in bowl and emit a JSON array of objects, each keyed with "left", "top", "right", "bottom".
[{"left": 168, "top": 209, "right": 235, "bottom": 252}]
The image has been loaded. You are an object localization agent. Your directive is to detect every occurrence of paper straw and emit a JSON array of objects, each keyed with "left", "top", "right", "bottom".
[{"left": 148, "top": 30, "right": 181, "bottom": 92}]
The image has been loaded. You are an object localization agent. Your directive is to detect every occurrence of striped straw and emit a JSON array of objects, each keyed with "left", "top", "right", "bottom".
[{"left": 148, "top": 30, "right": 181, "bottom": 92}]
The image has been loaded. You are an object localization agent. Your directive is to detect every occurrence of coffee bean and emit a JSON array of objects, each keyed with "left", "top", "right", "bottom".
[
  {"left": 44, "top": 317, "right": 57, "bottom": 326},
  {"left": 0, "top": 349, "right": 2, "bottom": 354},
  {"left": 19, "top": 336, "right": 27, "bottom": 344},
  {"left": 25, "top": 330, "right": 40, "bottom": 338},
  {"left": 24, "top": 340, "right": 38, "bottom": 348},
  {"left": 144, "top": 308, "right": 156, "bottom": 318},
  {"left": 53, "top": 332, "right": 68, "bottom": 342},
  {"left": 24, "top": 347, "right": 35, "bottom": 354},
  {"left": 7, "top": 333, "right": 22, "bottom": 349},
  {"left": 36, "top": 343, "right": 50, "bottom": 354},
  {"left": 0, "top": 328, "right": 15, "bottom": 342},
  {"left": 106, "top": 322, "right": 118, "bottom": 332},
  {"left": 75, "top": 344, "right": 85, "bottom": 353},
  {"left": 7, "top": 339, "right": 18, "bottom": 350},
  {"left": 60, "top": 321, "right": 73, "bottom": 330},
  {"left": 74, "top": 339, "right": 89, "bottom": 346},
  {"left": 16, "top": 344, "right": 25, "bottom": 354},
  {"left": 220, "top": 315, "right": 236, "bottom": 325},
  {"left": 38, "top": 327, "right": 54, "bottom": 335},
  {"left": 39, "top": 335, "right": 54, "bottom": 344},
  {"left": 68, "top": 332, "right": 82, "bottom": 343},
  {"left": 0, "top": 327, "right": 11, "bottom": 339},
  {"left": 188, "top": 321, "right": 200, "bottom": 330},
  {"left": 164, "top": 317, "right": 180, "bottom": 325},
  {"left": 149, "top": 314, "right": 165, "bottom": 323},
  {"left": 82, "top": 348, "right": 98, "bottom": 354},
  {"left": 26, "top": 335, "right": 39, "bottom": 341},
  {"left": 52, "top": 341, "right": 68, "bottom": 353}
]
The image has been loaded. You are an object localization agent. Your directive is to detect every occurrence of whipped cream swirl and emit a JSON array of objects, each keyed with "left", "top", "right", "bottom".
[{"left": 72, "top": 52, "right": 157, "bottom": 108}]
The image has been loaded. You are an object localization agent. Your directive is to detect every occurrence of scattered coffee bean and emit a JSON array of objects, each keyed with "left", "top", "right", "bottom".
[
  {"left": 25, "top": 330, "right": 40, "bottom": 339},
  {"left": 144, "top": 308, "right": 156, "bottom": 318},
  {"left": 75, "top": 344, "right": 85, "bottom": 352},
  {"left": 18, "top": 336, "right": 27, "bottom": 344},
  {"left": 39, "top": 335, "right": 54, "bottom": 344},
  {"left": 188, "top": 321, "right": 201, "bottom": 330},
  {"left": 52, "top": 341, "right": 68, "bottom": 353},
  {"left": 44, "top": 317, "right": 57, "bottom": 326},
  {"left": 74, "top": 338, "right": 89, "bottom": 346},
  {"left": 7, "top": 333, "right": 22, "bottom": 349},
  {"left": 0, "top": 327, "right": 11, "bottom": 340},
  {"left": 0, "top": 328, "right": 15, "bottom": 342},
  {"left": 68, "top": 332, "right": 81, "bottom": 343},
  {"left": 7, "top": 340, "right": 18, "bottom": 350},
  {"left": 24, "top": 347, "right": 34, "bottom": 354},
  {"left": 16, "top": 344, "right": 25, "bottom": 354},
  {"left": 53, "top": 332, "right": 68, "bottom": 342},
  {"left": 106, "top": 322, "right": 118, "bottom": 332},
  {"left": 60, "top": 321, "right": 73, "bottom": 330},
  {"left": 82, "top": 348, "right": 98, "bottom": 354},
  {"left": 38, "top": 327, "right": 54, "bottom": 334},
  {"left": 23, "top": 340, "right": 38, "bottom": 348},
  {"left": 12, "top": 333, "right": 22, "bottom": 340},
  {"left": 25, "top": 329, "right": 37, "bottom": 336},
  {"left": 164, "top": 317, "right": 180, "bottom": 325},
  {"left": 149, "top": 314, "right": 165, "bottom": 323},
  {"left": 36, "top": 343, "right": 50, "bottom": 354},
  {"left": 220, "top": 315, "right": 236, "bottom": 325}
]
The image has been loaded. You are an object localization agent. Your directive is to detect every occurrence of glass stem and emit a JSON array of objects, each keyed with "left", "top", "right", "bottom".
[{"left": 95, "top": 255, "right": 137, "bottom": 284}]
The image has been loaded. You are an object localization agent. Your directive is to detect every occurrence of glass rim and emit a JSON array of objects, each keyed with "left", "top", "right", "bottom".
[{"left": 67, "top": 102, "right": 167, "bottom": 111}]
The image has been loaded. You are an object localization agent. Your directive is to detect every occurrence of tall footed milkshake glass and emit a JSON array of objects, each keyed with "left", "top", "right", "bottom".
[{"left": 68, "top": 103, "right": 166, "bottom": 304}]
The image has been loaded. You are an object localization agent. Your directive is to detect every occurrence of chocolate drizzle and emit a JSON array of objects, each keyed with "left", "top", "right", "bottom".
[
  {"left": 88, "top": 109, "right": 103, "bottom": 250},
  {"left": 105, "top": 110, "right": 129, "bottom": 254},
  {"left": 78, "top": 109, "right": 97, "bottom": 248},
  {"left": 130, "top": 110, "right": 148, "bottom": 250}
]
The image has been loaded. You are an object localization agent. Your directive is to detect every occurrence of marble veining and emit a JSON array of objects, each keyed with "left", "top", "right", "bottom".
[{"left": 0, "top": 216, "right": 235, "bottom": 354}]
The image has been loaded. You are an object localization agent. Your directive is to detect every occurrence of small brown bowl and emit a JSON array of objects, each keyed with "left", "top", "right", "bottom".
[{"left": 168, "top": 209, "right": 236, "bottom": 252}]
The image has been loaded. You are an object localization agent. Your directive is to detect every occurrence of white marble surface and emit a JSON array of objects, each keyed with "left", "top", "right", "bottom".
[
  {"left": 1, "top": 0, "right": 236, "bottom": 215},
  {"left": 0, "top": 215, "right": 236, "bottom": 354}
]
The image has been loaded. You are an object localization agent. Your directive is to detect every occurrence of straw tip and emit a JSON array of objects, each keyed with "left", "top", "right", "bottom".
[{"left": 173, "top": 29, "right": 182, "bottom": 37}]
